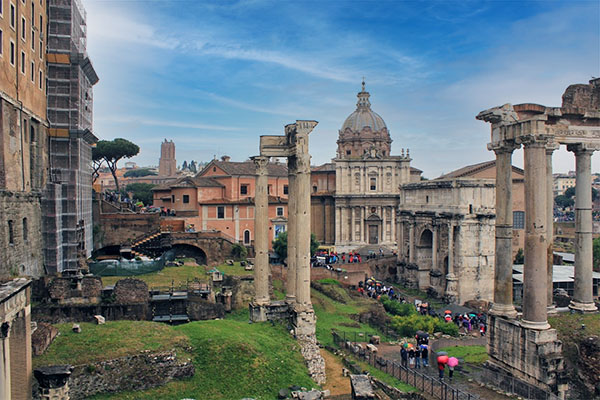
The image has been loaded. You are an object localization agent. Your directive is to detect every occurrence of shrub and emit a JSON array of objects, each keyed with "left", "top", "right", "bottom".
[
  {"left": 380, "top": 296, "right": 417, "bottom": 317},
  {"left": 434, "top": 320, "right": 459, "bottom": 336},
  {"left": 317, "top": 278, "right": 341, "bottom": 286},
  {"left": 230, "top": 244, "right": 248, "bottom": 261}
]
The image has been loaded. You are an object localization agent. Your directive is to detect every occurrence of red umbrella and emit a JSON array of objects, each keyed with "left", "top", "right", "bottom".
[{"left": 437, "top": 355, "right": 449, "bottom": 364}]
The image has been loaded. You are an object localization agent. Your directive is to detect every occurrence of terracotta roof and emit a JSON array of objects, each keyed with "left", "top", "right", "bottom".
[
  {"left": 437, "top": 160, "right": 524, "bottom": 180},
  {"left": 151, "top": 176, "right": 223, "bottom": 191},
  {"left": 199, "top": 195, "right": 288, "bottom": 205},
  {"left": 201, "top": 160, "right": 288, "bottom": 177}
]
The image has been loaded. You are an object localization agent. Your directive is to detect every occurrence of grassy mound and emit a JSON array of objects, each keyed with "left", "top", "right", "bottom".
[
  {"left": 33, "top": 321, "right": 189, "bottom": 368},
  {"left": 436, "top": 345, "right": 488, "bottom": 364},
  {"left": 87, "top": 320, "right": 315, "bottom": 400}
]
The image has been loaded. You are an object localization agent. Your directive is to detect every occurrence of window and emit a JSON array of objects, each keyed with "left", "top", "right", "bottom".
[
  {"left": 38, "top": 69, "right": 42, "bottom": 89},
  {"left": 267, "top": 184, "right": 272, "bottom": 194},
  {"left": 0, "top": 29, "right": 3, "bottom": 56},
  {"left": 31, "top": 29, "right": 34, "bottom": 50},
  {"left": 243, "top": 230, "right": 250, "bottom": 245},
  {"left": 21, "top": 50, "right": 25, "bottom": 73},
  {"left": 39, "top": 39, "right": 42, "bottom": 59},
  {"left": 183, "top": 194, "right": 189, "bottom": 204},
  {"left": 8, "top": 220, "right": 14, "bottom": 244},
  {"left": 30, "top": 124, "right": 35, "bottom": 142},
  {"left": 212, "top": 167, "right": 216, "bottom": 172},
  {"left": 10, "top": 3, "right": 15, "bottom": 29},
  {"left": 22, "top": 119, "right": 27, "bottom": 142},
  {"left": 513, "top": 211, "right": 525, "bottom": 230},
  {"left": 30, "top": 60, "right": 34, "bottom": 81},
  {"left": 276, "top": 207, "right": 284, "bottom": 217},
  {"left": 370, "top": 177, "right": 377, "bottom": 191},
  {"left": 9, "top": 40, "right": 14, "bottom": 65},
  {"left": 240, "top": 184, "right": 248, "bottom": 195},
  {"left": 171, "top": 195, "right": 174, "bottom": 203},
  {"left": 22, "top": 218, "right": 27, "bottom": 241},
  {"left": 21, "top": 16, "right": 25, "bottom": 40},
  {"left": 313, "top": 186, "right": 317, "bottom": 193},
  {"left": 30, "top": 2, "right": 33, "bottom": 22},
  {"left": 39, "top": 15, "right": 42, "bottom": 35},
  {"left": 0, "top": 0, "right": 3, "bottom": 17},
  {"left": 217, "top": 206, "right": 225, "bottom": 219},
  {"left": 283, "top": 185, "right": 288, "bottom": 195}
]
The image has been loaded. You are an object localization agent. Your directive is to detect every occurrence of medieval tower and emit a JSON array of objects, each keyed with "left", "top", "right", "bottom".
[{"left": 159, "top": 139, "right": 177, "bottom": 176}]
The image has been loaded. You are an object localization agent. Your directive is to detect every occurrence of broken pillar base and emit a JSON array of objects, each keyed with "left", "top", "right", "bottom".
[
  {"left": 568, "top": 299, "right": 598, "bottom": 313},
  {"left": 34, "top": 365, "right": 73, "bottom": 400},
  {"left": 249, "top": 302, "right": 268, "bottom": 322},
  {"left": 291, "top": 305, "right": 316, "bottom": 336},
  {"left": 486, "top": 315, "right": 567, "bottom": 398}
]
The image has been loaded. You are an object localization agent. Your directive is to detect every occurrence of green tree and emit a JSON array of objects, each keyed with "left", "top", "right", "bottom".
[
  {"left": 272, "top": 231, "right": 320, "bottom": 261},
  {"left": 593, "top": 237, "right": 600, "bottom": 272},
  {"left": 125, "top": 183, "right": 155, "bottom": 206},
  {"left": 554, "top": 195, "right": 574, "bottom": 210},
  {"left": 564, "top": 186, "right": 576, "bottom": 198},
  {"left": 93, "top": 138, "right": 140, "bottom": 191},
  {"left": 231, "top": 243, "right": 248, "bottom": 261},
  {"left": 124, "top": 168, "right": 157, "bottom": 178},
  {"left": 514, "top": 248, "right": 524, "bottom": 264}
]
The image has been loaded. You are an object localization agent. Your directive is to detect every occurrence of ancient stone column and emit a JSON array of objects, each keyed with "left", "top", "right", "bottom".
[
  {"left": 489, "top": 143, "right": 518, "bottom": 319},
  {"left": 382, "top": 207, "right": 387, "bottom": 243},
  {"left": 409, "top": 221, "right": 415, "bottom": 263},
  {"left": 546, "top": 144, "right": 558, "bottom": 312},
  {"left": 521, "top": 136, "right": 550, "bottom": 330},
  {"left": 432, "top": 224, "right": 438, "bottom": 271},
  {"left": 568, "top": 144, "right": 598, "bottom": 312},
  {"left": 286, "top": 156, "right": 297, "bottom": 304},
  {"left": 295, "top": 149, "right": 312, "bottom": 307},
  {"left": 335, "top": 207, "right": 341, "bottom": 245},
  {"left": 360, "top": 207, "right": 365, "bottom": 243},
  {"left": 445, "top": 221, "right": 458, "bottom": 301},
  {"left": 351, "top": 207, "right": 356, "bottom": 243},
  {"left": 391, "top": 207, "right": 396, "bottom": 245},
  {"left": 252, "top": 156, "right": 270, "bottom": 306}
]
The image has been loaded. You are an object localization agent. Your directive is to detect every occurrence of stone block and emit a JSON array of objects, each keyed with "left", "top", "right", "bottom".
[
  {"left": 93, "top": 315, "right": 105, "bottom": 325},
  {"left": 31, "top": 322, "right": 59, "bottom": 356},
  {"left": 114, "top": 278, "right": 149, "bottom": 304},
  {"left": 366, "top": 344, "right": 378, "bottom": 353},
  {"left": 72, "top": 324, "right": 81, "bottom": 333},
  {"left": 350, "top": 374, "right": 374, "bottom": 399},
  {"left": 370, "top": 335, "right": 380, "bottom": 345}
]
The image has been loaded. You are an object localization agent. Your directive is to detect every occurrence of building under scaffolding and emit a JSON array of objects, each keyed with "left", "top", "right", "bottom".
[{"left": 43, "top": 0, "right": 99, "bottom": 273}]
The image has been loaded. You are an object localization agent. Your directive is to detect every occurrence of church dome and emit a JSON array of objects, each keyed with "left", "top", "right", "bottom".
[{"left": 341, "top": 82, "right": 387, "bottom": 132}]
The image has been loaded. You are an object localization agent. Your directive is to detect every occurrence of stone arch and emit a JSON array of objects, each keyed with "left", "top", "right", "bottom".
[
  {"left": 92, "top": 245, "right": 121, "bottom": 259},
  {"left": 416, "top": 228, "right": 433, "bottom": 270},
  {"left": 419, "top": 229, "right": 433, "bottom": 247},
  {"left": 170, "top": 243, "right": 207, "bottom": 265}
]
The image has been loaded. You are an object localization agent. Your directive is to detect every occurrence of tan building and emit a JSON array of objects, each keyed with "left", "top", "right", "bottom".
[
  {"left": 331, "top": 82, "right": 421, "bottom": 252},
  {"left": 438, "top": 160, "right": 525, "bottom": 258},
  {"left": 553, "top": 173, "right": 576, "bottom": 197},
  {"left": 0, "top": 0, "right": 48, "bottom": 277}
]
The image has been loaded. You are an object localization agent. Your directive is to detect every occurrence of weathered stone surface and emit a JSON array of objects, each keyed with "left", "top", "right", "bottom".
[
  {"left": 187, "top": 298, "right": 224, "bottom": 320},
  {"left": 72, "top": 324, "right": 81, "bottom": 333},
  {"left": 113, "top": 279, "right": 149, "bottom": 304},
  {"left": 32, "top": 303, "right": 149, "bottom": 324},
  {"left": 81, "top": 277, "right": 103, "bottom": 299},
  {"left": 31, "top": 322, "right": 59, "bottom": 356},
  {"left": 297, "top": 334, "right": 326, "bottom": 385},
  {"left": 350, "top": 374, "right": 374, "bottom": 399},
  {"left": 33, "top": 350, "right": 194, "bottom": 400},
  {"left": 562, "top": 79, "right": 600, "bottom": 111},
  {"left": 93, "top": 315, "right": 105, "bottom": 325}
]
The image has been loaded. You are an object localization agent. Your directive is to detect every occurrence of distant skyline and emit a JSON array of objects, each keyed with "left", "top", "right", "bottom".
[{"left": 83, "top": 0, "right": 600, "bottom": 178}]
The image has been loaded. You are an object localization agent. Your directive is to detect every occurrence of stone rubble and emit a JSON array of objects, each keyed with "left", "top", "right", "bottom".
[{"left": 297, "top": 334, "right": 326, "bottom": 385}]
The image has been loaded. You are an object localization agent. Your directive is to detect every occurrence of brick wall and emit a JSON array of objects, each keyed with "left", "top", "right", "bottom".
[{"left": 114, "top": 279, "right": 149, "bottom": 304}]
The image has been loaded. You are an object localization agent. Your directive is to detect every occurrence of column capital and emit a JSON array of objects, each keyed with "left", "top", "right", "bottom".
[
  {"left": 488, "top": 141, "right": 519, "bottom": 154},
  {"left": 567, "top": 143, "right": 599, "bottom": 155},
  {"left": 546, "top": 140, "right": 560, "bottom": 154},
  {"left": 251, "top": 156, "right": 269, "bottom": 173},
  {"left": 517, "top": 134, "right": 551, "bottom": 148}
]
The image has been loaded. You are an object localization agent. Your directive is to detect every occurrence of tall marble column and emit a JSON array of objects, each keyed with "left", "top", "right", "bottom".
[
  {"left": 382, "top": 207, "right": 387, "bottom": 243},
  {"left": 252, "top": 156, "right": 270, "bottom": 306},
  {"left": 360, "top": 208, "right": 365, "bottom": 243},
  {"left": 445, "top": 221, "right": 458, "bottom": 301},
  {"left": 409, "top": 221, "right": 415, "bottom": 263},
  {"left": 295, "top": 150, "right": 312, "bottom": 307},
  {"left": 335, "top": 207, "right": 341, "bottom": 245},
  {"left": 568, "top": 144, "right": 598, "bottom": 312},
  {"left": 351, "top": 207, "right": 356, "bottom": 243},
  {"left": 391, "top": 207, "right": 396, "bottom": 245},
  {"left": 546, "top": 144, "right": 558, "bottom": 312},
  {"left": 521, "top": 136, "right": 550, "bottom": 330},
  {"left": 489, "top": 143, "right": 518, "bottom": 318},
  {"left": 432, "top": 223, "right": 438, "bottom": 271},
  {"left": 286, "top": 156, "right": 297, "bottom": 304}
]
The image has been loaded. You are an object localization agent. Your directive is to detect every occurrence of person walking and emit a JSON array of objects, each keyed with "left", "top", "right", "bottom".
[
  {"left": 438, "top": 361, "right": 445, "bottom": 380},
  {"left": 421, "top": 345, "right": 429, "bottom": 367},
  {"left": 401, "top": 346, "right": 408, "bottom": 368}
]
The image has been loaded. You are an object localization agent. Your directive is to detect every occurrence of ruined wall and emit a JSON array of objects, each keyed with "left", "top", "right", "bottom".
[
  {"left": 32, "top": 303, "right": 150, "bottom": 324},
  {"left": 97, "top": 213, "right": 160, "bottom": 248},
  {"left": 33, "top": 350, "right": 194, "bottom": 400},
  {"left": 187, "top": 297, "right": 225, "bottom": 320},
  {"left": 113, "top": 279, "right": 149, "bottom": 304},
  {"left": 0, "top": 191, "right": 45, "bottom": 277}
]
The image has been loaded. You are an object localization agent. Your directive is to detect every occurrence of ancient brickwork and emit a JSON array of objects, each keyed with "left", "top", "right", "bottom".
[
  {"left": 0, "top": 191, "right": 45, "bottom": 277},
  {"left": 32, "top": 350, "right": 194, "bottom": 400},
  {"left": 113, "top": 279, "right": 149, "bottom": 304},
  {"left": 31, "top": 323, "right": 59, "bottom": 357}
]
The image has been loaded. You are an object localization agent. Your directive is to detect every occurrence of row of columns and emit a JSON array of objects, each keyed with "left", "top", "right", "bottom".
[
  {"left": 334, "top": 206, "right": 396, "bottom": 244},
  {"left": 400, "top": 219, "right": 457, "bottom": 274},
  {"left": 491, "top": 137, "right": 597, "bottom": 328}
]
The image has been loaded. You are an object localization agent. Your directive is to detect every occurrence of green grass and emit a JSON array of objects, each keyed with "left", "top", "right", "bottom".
[
  {"left": 33, "top": 321, "right": 190, "bottom": 368},
  {"left": 549, "top": 312, "right": 600, "bottom": 342},
  {"left": 317, "top": 278, "right": 342, "bottom": 286},
  {"left": 436, "top": 345, "right": 488, "bottom": 364},
  {"left": 272, "top": 278, "right": 286, "bottom": 300},
  {"left": 101, "top": 261, "right": 252, "bottom": 288},
  {"left": 90, "top": 320, "right": 316, "bottom": 400}
]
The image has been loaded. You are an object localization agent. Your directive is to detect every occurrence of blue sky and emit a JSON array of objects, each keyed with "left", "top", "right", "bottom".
[{"left": 82, "top": 0, "right": 600, "bottom": 178}]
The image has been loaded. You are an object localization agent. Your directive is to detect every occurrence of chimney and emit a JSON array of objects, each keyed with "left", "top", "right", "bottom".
[{"left": 221, "top": 155, "right": 231, "bottom": 162}]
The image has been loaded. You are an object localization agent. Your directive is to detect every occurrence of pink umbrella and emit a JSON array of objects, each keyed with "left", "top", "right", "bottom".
[{"left": 447, "top": 357, "right": 459, "bottom": 367}]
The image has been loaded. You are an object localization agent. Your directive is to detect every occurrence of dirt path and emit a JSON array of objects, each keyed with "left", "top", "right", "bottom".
[{"left": 322, "top": 349, "right": 351, "bottom": 396}]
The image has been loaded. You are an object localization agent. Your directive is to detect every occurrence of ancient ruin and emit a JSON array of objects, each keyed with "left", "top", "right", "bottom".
[
  {"left": 249, "top": 120, "right": 326, "bottom": 384},
  {"left": 477, "top": 78, "right": 600, "bottom": 397}
]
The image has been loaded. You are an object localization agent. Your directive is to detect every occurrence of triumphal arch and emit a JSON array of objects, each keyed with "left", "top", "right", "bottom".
[{"left": 477, "top": 78, "right": 600, "bottom": 397}]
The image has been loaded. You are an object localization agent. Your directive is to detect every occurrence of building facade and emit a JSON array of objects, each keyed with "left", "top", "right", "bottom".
[
  {"left": 0, "top": 0, "right": 48, "bottom": 277},
  {"left": 331, "top": 83, "right": 421, "bottom": 252},
  {"left": 158, "top": 139, "right": 176, "bottom": 177},
  {"left": 153, "top": 157, "right": 289, "bottom": 246},
  {"left": 43, "top": 0, "right": 99, "bottom": 273}
]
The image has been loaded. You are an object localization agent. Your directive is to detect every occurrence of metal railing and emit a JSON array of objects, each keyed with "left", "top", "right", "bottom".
[
  {"left": 333, "top": 330, "right": 477, "bottom": 400},
  {"left": 475, "top": 365, "right": 562, "bottom": 400}
]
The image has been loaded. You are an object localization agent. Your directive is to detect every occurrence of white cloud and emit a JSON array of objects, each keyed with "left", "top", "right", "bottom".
[{"left": 100, "top": 115, "right": 241, "bottom": 132}]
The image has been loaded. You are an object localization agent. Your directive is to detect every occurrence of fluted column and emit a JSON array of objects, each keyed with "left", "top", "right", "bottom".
[
  {"left": 382, "top": 207, "right": 387, "bottom": 243},
  {"left": 546, "top": 144, "right": 558, "bottom": 312},
  {"left": 391, "top": 207, "right": 396, "bottom": 245},
  {"left": 252, "top": 156, "right": 270, "bottom": 305},
  {"left": 351, "top": 207, "right": 356, "bottom": 243},
  {"left": 286, "top": 156, "right": 297, "bottom": 304},
  {"left": 295, "top": 147, "right": 312, "bottom": 307},
  {"left": 360, "top": 207, "right": 365, "bottom": 243},
  {"left": 489, "top": 143, "right": 518, "bottom": 319},
  {"left": 521, "top": 136, "right": 550, "bottom": 330},
  {"left": 568, "top": 144, "right": 598, "bottom": 312},
  {"left": 409, "top": 221, "right": 415, "bottom": 263},
  {"left": 445, "top": 221, "right": 458, "bottom": 302},
  {"left": 432, "top": 223, "right": 438, "bottom": 271}
]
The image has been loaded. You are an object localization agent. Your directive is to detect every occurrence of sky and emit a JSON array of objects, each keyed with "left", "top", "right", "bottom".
[{"left": 82, "top": 0, "right": 600, "bottom": 179}]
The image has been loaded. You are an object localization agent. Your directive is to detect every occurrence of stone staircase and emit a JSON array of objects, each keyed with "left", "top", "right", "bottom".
[{"left": 130, "top": 230, "right": 171, "bottom": 258}]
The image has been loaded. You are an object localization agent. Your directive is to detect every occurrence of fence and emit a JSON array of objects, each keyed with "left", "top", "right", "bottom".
[
  {"left": 476, "top": 365, "right": 562, "bottom": 400},
  {"left": 333, "top": 330, "right": 477, "bottom": 400}
]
